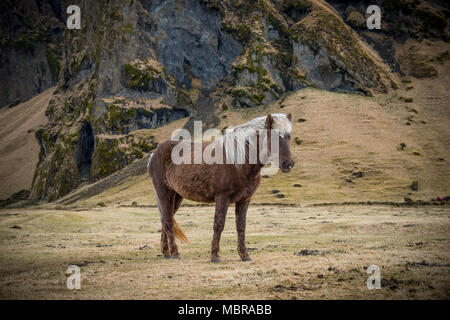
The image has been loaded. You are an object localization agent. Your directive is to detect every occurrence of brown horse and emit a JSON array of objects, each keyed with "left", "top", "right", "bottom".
[{"left": 148, "top": 113, "right": 294, "bottom": 262}]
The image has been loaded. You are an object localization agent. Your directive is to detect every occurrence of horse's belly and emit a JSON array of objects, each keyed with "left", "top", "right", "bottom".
[
  {"left": 165, "top": 164, "right": 216, "bottom": 203},
  {"left": 177, "top": 189, "right": 215, "bottom": 203}
]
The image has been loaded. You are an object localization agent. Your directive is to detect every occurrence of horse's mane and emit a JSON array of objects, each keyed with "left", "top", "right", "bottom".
[{"left": 215, "top": 113, "right": 292, "bottom": 165}]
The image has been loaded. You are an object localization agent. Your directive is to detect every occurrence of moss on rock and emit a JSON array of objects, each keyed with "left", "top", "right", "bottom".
[
  {"left": 91, "top": 134, "right": 155, "bottom": 182},
  {"left": 290, "top": 3, "right": 389, "bottom": 93},
  {"left": 91, "top": 137, "right": 126, "bottom": 181}
]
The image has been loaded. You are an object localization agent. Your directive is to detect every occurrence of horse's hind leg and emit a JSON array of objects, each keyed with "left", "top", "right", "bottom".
[
  {"left": 160, "top": 230, "right": 170, "bottom": 258},
  {"left": 156, "top": 192, "right": 171, "bottom": 258},
  {"left": 173, "top": 193, "right": 183, "bottom": 215},
  {"left": 159, "top": 193, "right": 183, "bottom": 259},
  {"left": 158, "top": 190, "right": 183, "bottom": 259}
]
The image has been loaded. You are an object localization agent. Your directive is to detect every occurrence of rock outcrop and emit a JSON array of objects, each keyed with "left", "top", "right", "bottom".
[
  {"left": 0, "top": 1, "right": 66, "bottom": 108},
  {"left": 328, "top": 0, "right": 449, "bottom": 76},
  {"left": 3, "top": 0, "right": 430, "bottom": 202}
]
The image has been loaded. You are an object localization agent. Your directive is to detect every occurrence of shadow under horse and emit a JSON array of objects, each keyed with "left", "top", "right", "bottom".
[{"left": 148, "top": 113, "right": 294, "bottom": 262}]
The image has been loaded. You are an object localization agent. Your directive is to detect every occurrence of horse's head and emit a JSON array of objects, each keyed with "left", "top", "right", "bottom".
[{"left": 266, "top": 113, "right": 295, "bottom": 173}]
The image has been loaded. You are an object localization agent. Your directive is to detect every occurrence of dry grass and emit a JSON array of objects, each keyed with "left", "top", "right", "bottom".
[
  {"left": 59, "top": 40, "right": 449, "bottom": 208},
  {"left": 73, "top": 57, "right": 450, "bottom": 207},
  {"left": 2, "top": 43, "right": 449, "bottom": 208},
  {"left": 0, "top": 87, "right": 54, "bottom": 199},
  {"left": 0, "top": 35, "right": 449, "bottom": 301},
  {"left": 0, "top": 204, "right": 449, "bottom": 299}
]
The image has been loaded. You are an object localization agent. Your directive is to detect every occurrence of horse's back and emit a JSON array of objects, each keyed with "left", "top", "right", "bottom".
[{"left": 149, "top": 139, "right": 260, "bottom": 203}]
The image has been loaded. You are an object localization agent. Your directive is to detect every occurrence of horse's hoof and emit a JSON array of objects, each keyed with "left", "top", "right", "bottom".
[
  {"left": 241, "top": 256, "right": 252, "bottom": 262},
  {"left": 211, "top": 257, "right": 222, "bottom": 263},
  {"left": 163, "top": 254, "right": 171, "bottom": 259},
  {"left": 171, "top": 255, "right": 181, "bottom": 260}
]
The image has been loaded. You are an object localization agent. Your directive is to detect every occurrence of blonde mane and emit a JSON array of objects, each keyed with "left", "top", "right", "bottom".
[{"left": 216, "top": 113, "right": 292, "bottom": 165}]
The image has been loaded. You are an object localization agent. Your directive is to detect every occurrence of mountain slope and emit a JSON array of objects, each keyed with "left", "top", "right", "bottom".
[
  {"left": 55, "top": 52, "right": 450, "bottom": 207},
  {"left": 0, "top": 87, "right": 54, "bottom": 199},
  {"left": 11, "top": 0, "right": 397, "bottom": 202},
  {"left": 0, "top": 0, "right": 449, "bottom": 204}
]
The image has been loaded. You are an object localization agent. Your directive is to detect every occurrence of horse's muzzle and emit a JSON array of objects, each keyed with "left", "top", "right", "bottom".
[{"left": 281, "top": 160, "right": 294, "bottom": 173}]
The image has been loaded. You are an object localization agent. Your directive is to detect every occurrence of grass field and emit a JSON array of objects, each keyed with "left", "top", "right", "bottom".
[
  {"left": 0, "top": 39, "right": 448, "bottom": 300},
  {"left": 0, "top": 204, "right": 449, "bottom": 299}
]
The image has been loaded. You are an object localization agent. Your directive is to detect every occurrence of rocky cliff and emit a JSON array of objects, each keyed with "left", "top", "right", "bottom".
[
  {"left": 0, "top": 0, "right": 66, "bottom": 108},
  {"left": 0, "top": 0, "right": 447, "bottom": 202}
]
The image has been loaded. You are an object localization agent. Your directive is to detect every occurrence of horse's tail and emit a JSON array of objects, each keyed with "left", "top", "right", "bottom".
[
  {"left": 172, "top": 217, "right": 189, "bottom": 243},
  {"left": 155, "top": 191, "right": 189, "bottom": 243}
]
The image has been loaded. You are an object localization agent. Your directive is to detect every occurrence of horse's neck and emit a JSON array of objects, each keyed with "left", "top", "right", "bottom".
[
  {"left": 239, "top": 142, "right": 264, "bottom": 177},
  {"left": 240, "top": 163, "right": 262, "bottom": 178}
]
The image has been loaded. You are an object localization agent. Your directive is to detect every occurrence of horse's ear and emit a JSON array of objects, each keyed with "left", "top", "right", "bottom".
[
  {"left": 266, "top": 114, "right": 273, "bottom": 129},
  {"left": 287, "top": 113, "right": 292, "bottom": 122}
]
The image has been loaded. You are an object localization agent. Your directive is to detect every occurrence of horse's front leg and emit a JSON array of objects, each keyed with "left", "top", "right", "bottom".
[
  {"left": 235, "top": 198, "right": 252, "bottom": 261},
  {"left": 211, "top": 195, "right": 229, "bottom": 263}
]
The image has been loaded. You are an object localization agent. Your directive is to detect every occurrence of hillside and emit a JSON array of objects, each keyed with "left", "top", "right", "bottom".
[
  {"left": 0, "top": 87, "right": 54, "bottom": 199},
  {"left": 1, "top": 0, "right": 450, "bottom": 302},
  {"left": 50, "top": 46, "right": 450, "bottom": 207},
  {"left": 0, "top": 0, "right": 449, "bottom": 205}
]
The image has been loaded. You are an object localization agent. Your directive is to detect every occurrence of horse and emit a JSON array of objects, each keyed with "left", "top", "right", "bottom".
[{"left": 148, "top": 113, "right": 294, "bottom": 262}]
